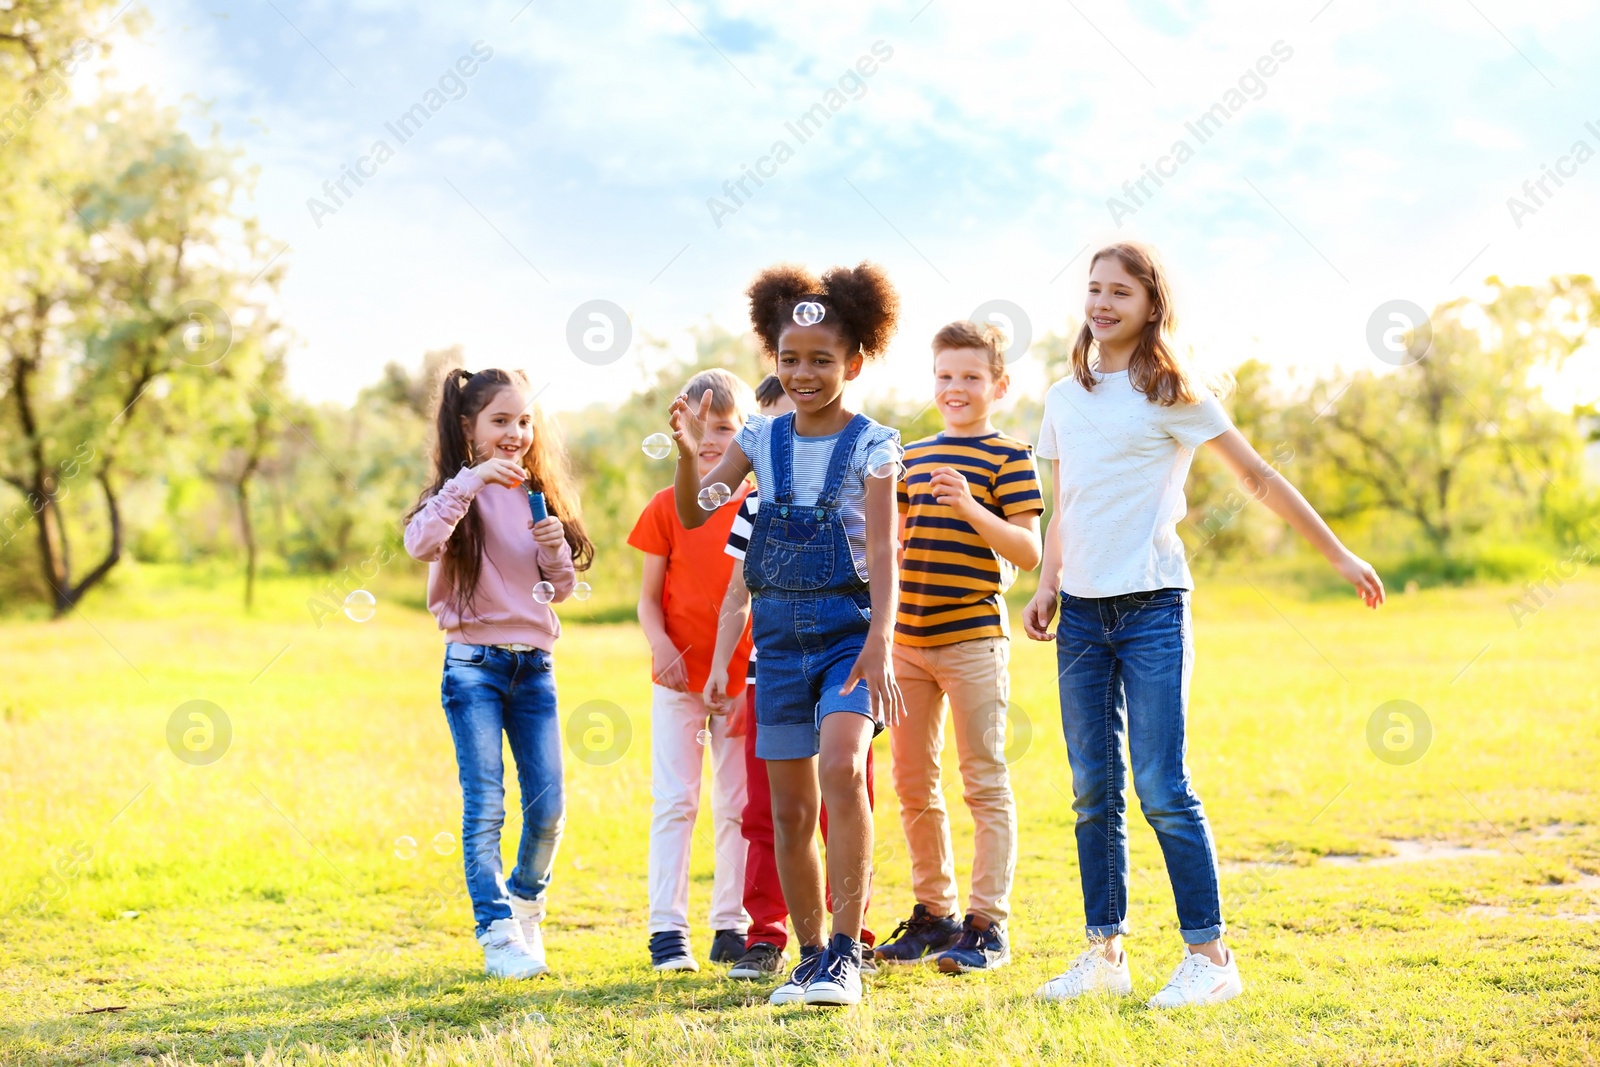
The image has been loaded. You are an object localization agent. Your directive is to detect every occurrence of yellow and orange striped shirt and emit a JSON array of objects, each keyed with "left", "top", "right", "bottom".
[{"left": 895, "top": 431, "right": 1044, "bottom": 647}]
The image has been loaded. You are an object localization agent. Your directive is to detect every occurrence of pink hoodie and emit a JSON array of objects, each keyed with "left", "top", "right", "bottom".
[{"left": 404, "top": 469, "right": 577, "bottom": 651}]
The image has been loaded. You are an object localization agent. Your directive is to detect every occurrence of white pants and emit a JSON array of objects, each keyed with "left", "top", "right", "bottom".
[{"left": 647, "top": 684, "right": 750, "bottom": 934}]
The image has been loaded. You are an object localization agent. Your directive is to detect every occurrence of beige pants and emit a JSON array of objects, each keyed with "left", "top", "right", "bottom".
[{"left": 888, "top": 637, "right": 1017, "bottom": 924}]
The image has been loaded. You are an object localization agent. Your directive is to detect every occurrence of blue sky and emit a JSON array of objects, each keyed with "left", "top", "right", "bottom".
[{"left": 105, "top": 0, "right": 1600, "bottom": 411}]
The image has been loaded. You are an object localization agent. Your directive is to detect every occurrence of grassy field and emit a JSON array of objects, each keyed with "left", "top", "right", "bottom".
[{"left": 1, "top": 565, "right": 1597, "bottom": 1066}]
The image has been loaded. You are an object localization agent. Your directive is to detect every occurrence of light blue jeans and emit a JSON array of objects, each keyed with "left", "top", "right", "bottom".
[
  {"left": 440, "top": 643, "right": 566, "bottom": 934},
  {"left": 1054, "top": 589, "right": 1225, "bottom": 944}
]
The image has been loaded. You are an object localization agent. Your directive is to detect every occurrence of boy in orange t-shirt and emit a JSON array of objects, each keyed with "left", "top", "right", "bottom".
[{"left": 627, "top": 369, "right": 757, "bottom": 972}]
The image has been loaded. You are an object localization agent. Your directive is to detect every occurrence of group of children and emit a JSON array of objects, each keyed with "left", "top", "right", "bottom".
[{"left": 403, "top": 242, "right": 1387, "bottom": 1010}]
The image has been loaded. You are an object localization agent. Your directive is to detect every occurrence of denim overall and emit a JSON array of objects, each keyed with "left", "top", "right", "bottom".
[{"left": 744, "top": 412, "right": 877, "bottom": 760}]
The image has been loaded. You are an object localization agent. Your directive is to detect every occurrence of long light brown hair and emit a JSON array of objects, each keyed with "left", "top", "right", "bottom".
[
  {"left": 404, "top": 367, "right": 593, "bottom": 617},
  {"left": 1071, "top": 242, "right": 1204, "bottom": 406}
]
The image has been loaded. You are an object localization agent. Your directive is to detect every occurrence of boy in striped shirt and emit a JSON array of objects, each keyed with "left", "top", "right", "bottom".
[{"left": 875, "top": 321, "right": 1043, "bottom": 973}]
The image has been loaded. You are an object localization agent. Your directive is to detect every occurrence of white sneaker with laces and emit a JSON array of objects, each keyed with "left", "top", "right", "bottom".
[
  {"left": 1034, "top": 945, "right": 1134, "bottom": 1000},
  {"left": 508, "top": 895, "right": 551, "bottom": 977},
  {"left": 1147, "top": 949, "right": 1242, "bottom": 1008},
  {"left": 477, "top": 917, "right": 549, "bottom": 979},
  {"left": 769, "top": 947, "right": 824, "bottom": 1005}
]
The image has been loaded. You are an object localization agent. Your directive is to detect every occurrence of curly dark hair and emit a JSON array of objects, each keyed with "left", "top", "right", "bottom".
[{"left": 746, "top": 261, "right": 900, "bottom": 361}]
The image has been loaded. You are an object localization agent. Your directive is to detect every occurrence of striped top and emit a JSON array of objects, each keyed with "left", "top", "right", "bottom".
[
  {"left": 726, "top": 490, "right": 758, "bottom": 561},
  {"left": 733, "top": 412, "right": 900, "bottom": 582},
  {"left": 895, "top": 431, "right": 1044, "bottom": 647},
  {"left": 725, "top": 491, "right": 761, "bottom": 679}
]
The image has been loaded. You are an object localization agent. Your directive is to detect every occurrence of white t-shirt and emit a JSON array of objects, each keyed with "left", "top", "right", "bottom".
[{"left": 1035, "top": 369, "right": 1232, "bottom": 598}]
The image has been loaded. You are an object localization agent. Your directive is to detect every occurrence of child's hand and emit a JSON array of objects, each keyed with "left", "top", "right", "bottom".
[
  {"left": 703, "top": 665, "right": 732, "bottom": 715},
  {"left": 1023, "top": 585, "right": 1058, "bottom": 641},
  {"left": 668, "top": 389, "right": 713, "bottom": 457},
  {"left": 1334, "top": 550, "right": 1386, "bottom": 609},
  {"left": 530, "top": 515, "right": 565, "bottom": 549},
  {"left": 651, "top": 638, "right": 690, "bottom": 692},
  {"left": 929, "top": 467, "right": 980, "bottom": 521},
  {"left": 841, "top": 639, "right": 904, "bottom": 729},
  {"left": 472, "top": 458, "right": 525, "bottom": 488}
]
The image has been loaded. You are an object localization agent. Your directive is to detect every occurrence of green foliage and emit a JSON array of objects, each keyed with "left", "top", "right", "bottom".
[
  {"left": 1381, "top": 544, "right": 1555, "bottom": 589},
  {"left": 1288, "top": 277, "right": 1599, "bottom": 557}
]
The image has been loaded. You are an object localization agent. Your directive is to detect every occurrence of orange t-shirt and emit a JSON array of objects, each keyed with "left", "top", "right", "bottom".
[{"left": 626, "top": 484, "right": 753, "bottom": 694}]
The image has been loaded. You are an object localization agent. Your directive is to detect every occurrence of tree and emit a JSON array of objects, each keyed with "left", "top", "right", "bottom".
[
  {"left": 1292, "top": 277, "right": 1598, "bottom": 556},
  {"left": 0, "top": 86, "right": 283, "bottom": 615}
]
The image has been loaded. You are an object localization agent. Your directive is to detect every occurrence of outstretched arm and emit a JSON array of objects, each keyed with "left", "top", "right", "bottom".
[
  {"left": 1204, "top": 428, "right": 1385, "bottom": 608},
  {"left": 670, "top": 389, "right": 753, "bottom": 528}
]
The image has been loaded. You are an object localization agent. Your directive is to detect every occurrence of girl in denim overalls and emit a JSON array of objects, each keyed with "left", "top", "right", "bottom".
[{"left": 672, "top": 262, "right": 905, "bottom": 1007}]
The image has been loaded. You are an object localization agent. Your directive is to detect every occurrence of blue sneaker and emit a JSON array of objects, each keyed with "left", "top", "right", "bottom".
[
  {"left": 873, "top": 904, "right": 961, "bottom": 965},
  {"left": 769, "top": 944, "right": 824, "bottom": 1005},
  {"left": 936, "top": 914, "right": 1010, "bottom": 973},
  {"left": 803, "top": 933, "right": 863, "bottom": 1006},
  {"left": 649, "top": 930, "right": 698, "bottom": 972}
]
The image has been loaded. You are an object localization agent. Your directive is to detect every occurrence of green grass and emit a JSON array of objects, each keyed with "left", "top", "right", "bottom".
[{"left": 1, "top": 567, "right": 1597, "bottom": 1065}]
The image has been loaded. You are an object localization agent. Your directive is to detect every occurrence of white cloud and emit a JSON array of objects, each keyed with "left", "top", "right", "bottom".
[{"left": 86, "top": 0, "right": 1600, "bottom": 420}]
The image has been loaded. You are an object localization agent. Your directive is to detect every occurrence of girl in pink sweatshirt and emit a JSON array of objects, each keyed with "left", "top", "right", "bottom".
[{"left": 404, "top": 367, "right": 594, "bottom": 979}]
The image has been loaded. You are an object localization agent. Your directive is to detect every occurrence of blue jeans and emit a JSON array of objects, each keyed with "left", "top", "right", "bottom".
[
  {"left": 1054, "top": 589, "right": 1224, "bottom": 944},
  {"left": 440, "top": 643, "right": 566, "bottom": 933},
  {"left": 750, "top": 589, "right": 873, "bottom": 759}
]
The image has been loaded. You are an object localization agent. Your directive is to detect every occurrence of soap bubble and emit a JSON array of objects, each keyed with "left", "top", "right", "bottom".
[
  {"left": 394, "top": 835, "right": 417, "bottom": 860},
  {"left": 532, "top": 581, "right": 555, "bottom": 604},
  {"left": 432, "top": 831, "right": 456, "bottom": 855},
  {"left": 696, "top": 728, "right": 712, "bottom": 746},
  {"left": 641, "top": 433, "right": 673, "bottom": 460},
  {"left": 865, "top": 446, "right": 903, "bottom": 481},
  {"left": 572, "top": 581, "right": 592, "bottom": 602},
  {"left": 697, "top": 482, "right": 732, "bottom": 511},
  {"left": 792, "top": 300, "right": 826, "bottom": 327},
  {"left": 343, "top": 589, "right": 377, "bottom": 623}
]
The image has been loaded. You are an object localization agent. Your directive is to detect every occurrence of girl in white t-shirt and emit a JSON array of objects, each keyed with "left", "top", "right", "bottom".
[{"left": 1024, "top": 242, "right": 1384, "bottom": 1009}]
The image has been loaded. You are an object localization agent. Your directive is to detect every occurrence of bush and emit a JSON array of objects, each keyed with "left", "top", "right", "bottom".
[{"left": 1383, "top": 544, "right": 1556, "bottom": 589}]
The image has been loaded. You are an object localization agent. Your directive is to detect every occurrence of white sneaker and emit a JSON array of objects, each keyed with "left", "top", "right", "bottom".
[
  {"left": 507, "top": 895, "right": 550, "bottom": 977},
  {"left": 1147, "top": 949, "right": 1242, "bottom": 1008},
  {"left": 1034, "top": 944, "right": 1134, "bottom": 1000},
  {"left": 769, "top": 946, "right": 825, "bottom": 1005},
  {"left": 508, "top": 895, "right": 553, "bottom": 979},
  {"left": 477, "top": 917, "right": 549, "bottom": 979}
]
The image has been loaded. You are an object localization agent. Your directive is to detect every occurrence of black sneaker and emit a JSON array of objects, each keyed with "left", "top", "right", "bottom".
[
  {"left": 709, "top": 928, "right": 747, "bottom": 964},
  {"left": 873, "top": 904, "right": 961, "bottom": 965},
  {"left": 728, "top": 941, "right": 788, "bottom": 980},
  {"left": 936, "top": 913, "right": 1011, "bottom": 973},
  {"left": 649, "top": 929, "right": 698, "bottom": 971}
]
